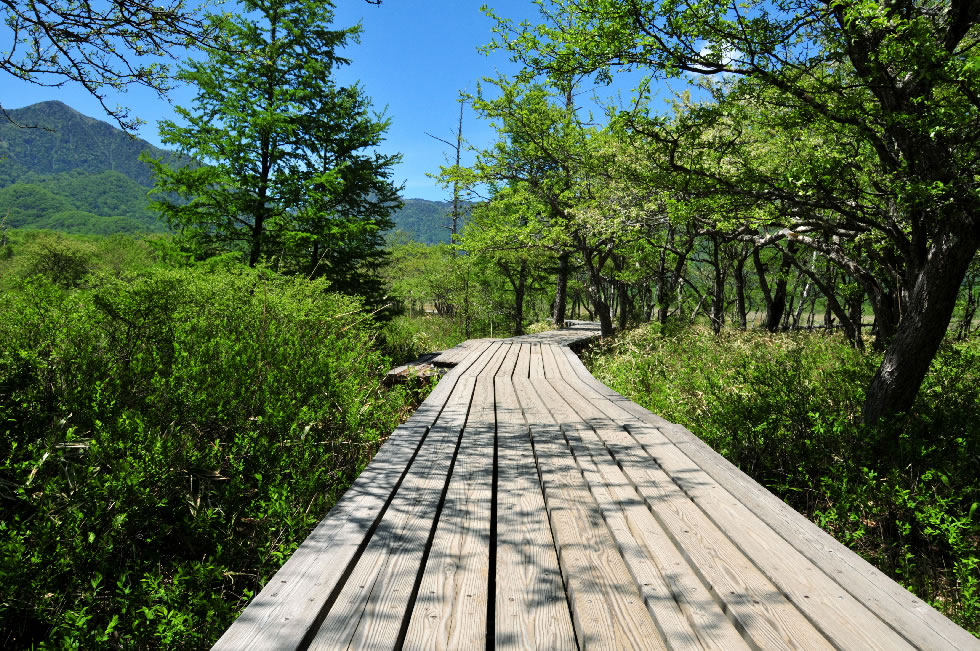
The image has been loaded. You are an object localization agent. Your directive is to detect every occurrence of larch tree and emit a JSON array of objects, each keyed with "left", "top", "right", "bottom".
[{"left": 145, "top": 0, "right": 400, "bottom": 309}]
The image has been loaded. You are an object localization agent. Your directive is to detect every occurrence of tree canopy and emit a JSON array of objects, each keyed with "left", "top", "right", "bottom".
[
  {"left": 471, "top": 0, "right": 980, "bottom": 422},
  {"left": 146, "top": 0, "right": 400, "bottom": 310}
]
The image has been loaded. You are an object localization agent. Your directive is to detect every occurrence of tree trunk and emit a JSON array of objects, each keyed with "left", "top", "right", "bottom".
[
  {"left": 869, "top": 290, "right": 900, "bottom": 351},
  {"left": 310, "top": 240, "right": 319, "bottom": 276},
  {"left": 863, "top": 227, "right": 979, "bottom": 423},
  {"left": 848, "top": 288, "right": 864, "bottom": 344},
  {"left": 768, "top": 245, "right": 794, "bottom": 331},
  {"left": 710, "top": 236, "right": 725, "bottom": 334},
  {"left": 792, "top": 257, "right": 815, "bottom": 330},
  {"left": 584, "top": 257, "right": 614, "bottom": 336},
  {"left": 553, "top": 251, "right": 570, "bottom": 328},
  {"left": 788, "top": 252, "right": 863, "bottom": 349},
  {"left": 513, "top": 261, "right": 527, "bottom": 336},
  {"left": 618, "top": 281, "right": 631, "bottom": 332},
  {"left": 753, "top": 245, "right": 794, "bottom": 332},
  {"left": 734, "top": 255, "right": 748, "bottom": 330},
  {"left": 957, "top": 274, "right": 978, "bottom": 339}
]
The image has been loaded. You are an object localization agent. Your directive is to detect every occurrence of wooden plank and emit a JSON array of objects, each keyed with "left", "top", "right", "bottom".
[
  {"left": 616, "top": 421, "right": 914, "bottom": 649},
  {"left": 540, "top": 342, "right": 563, "bottom": 379},
  {"left": 514, "top": 343, "right": 531, "bottom": 379},
  {"left": 560, "top": 425, "right": 724, "bottom": 650},
  {"left": 515, "top": 376, "right": 664, "bottom": 650},
  {"left": 640, "top": 416, "right": 980, "bottom": 651},
  {"left": 214, "top": 344, "right": 495, "bottom": 650},
  {"left": 534, "top": 372, "right": 832, "bottom": 650},
  {"left": 307, "top": 368, "right": 484, "bottom": 650},
  {"left": 403, "top": 343, "right": 509, "bottom": 648},
  {"left": 554, "top": 346, "right": 980, "bottom": 650},
  {"left": 507, "top": 322, "right": 600, "bottom": 348},
  {"left": 495, "top": 342, "right": 520, "bottom": 380},
  {"left": 493, "top": 367, "right": 577, "bottom": 649},
  {"left": 549, "top": 421, "right": 748, "bottom": 647},
  {"left": 529, "top": 343, "right": 545, "bottom": 378}
]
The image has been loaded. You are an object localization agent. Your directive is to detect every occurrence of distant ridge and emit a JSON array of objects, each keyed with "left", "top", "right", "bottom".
[
  {"left": 393, "top": 198, "right": 470, "bottom": 245},
  {"left": 0, "top": 101, "right": 462, "bottom": 242},
  {"left": 0, "top": 101, "right": 181, "bottom": 187}
]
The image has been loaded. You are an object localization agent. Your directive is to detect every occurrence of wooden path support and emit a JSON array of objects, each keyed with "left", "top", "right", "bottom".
[{"left": 216, "top": 322, "right": 979, "bottom": 650}]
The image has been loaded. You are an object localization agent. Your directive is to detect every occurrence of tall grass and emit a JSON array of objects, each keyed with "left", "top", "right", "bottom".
[{"left": 587, "top": 326, "right": 980, "bottom": 635}]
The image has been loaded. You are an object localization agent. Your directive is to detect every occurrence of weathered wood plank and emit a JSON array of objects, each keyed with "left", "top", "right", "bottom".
[
  {"left": 495, "top": 342, "right": 520, "bottom": 380},
  {"left": 307, "top": 365, "right": 485, "bottom": 650},
  {"left": 213, "top": 344, "right": 494, "bottom": 650},
  {"left": 540, "top": 340, "right": 563, "bottom": 379},
  {"left": 554, "top": 345, "right": 980, "bottom": 650},
  {"left": 514, "top": 343, "right": 531, "bottom": 379},
  {"left": 586, "top": 424, "right": 831, "bottom": 649},
  {"left": 493, "top": 359, "right": 577, "bottom": 649},
  {"left": 529, "top": 343, "right": 545, "bottom": 378},
  {"left": 620, "top": 421, "right": 913, "bottom": 649},
  {"left": 559, "top": 424, "right": 719, "bottom": 650},
  {"left": 516, "top": 375, "right": 664, "bottom": 650},
  {"left": 533, "top": 363, "right": 830, "bottom": 650},
  {"left": 403, "top": 343, "right": 509, "bottom": 648}
]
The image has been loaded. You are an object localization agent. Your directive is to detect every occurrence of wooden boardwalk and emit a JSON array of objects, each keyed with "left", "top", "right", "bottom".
[{"left": 216, "top": 324, "right": 979, "bottom": 650}]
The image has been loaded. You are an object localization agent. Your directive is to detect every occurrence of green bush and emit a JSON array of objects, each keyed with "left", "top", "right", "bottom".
[
  {"left": 588, "top": 326, "right": 980, "bottom": 635},
  {"left": 381, "top": 314, "right": 474, "bottom": 364},
  {"left": 0, "top": 230, "right": 159, "bottom": 291},
  {"left": 0, "top": 266, "right": 411, "bottom": 647}
]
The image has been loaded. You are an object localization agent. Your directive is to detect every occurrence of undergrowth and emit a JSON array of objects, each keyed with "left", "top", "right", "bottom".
[
  {"left": 587, "top": 325, "right": 980, "bottom": 636},
  {"left": 0, "top": 263, "right": 417, "bottom": 648},
  {"left": 381, "top": 314, "right": 505, "bottom": 364}
]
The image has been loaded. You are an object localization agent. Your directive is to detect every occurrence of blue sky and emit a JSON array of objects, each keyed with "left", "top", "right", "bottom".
[
  {"left": 4, "top": 1, "right": 683, "bottom": 200},
  {"left": 3, "top": 1, "right": 544, "bottom": 201}
]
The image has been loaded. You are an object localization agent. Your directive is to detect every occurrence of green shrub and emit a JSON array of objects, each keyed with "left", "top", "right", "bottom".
[
  {"left": 0, "top": 230, "right": 159, "bottom": 291},
  {"left": 588, "top": 326, "right": 980, "bottom": 635},
  {"left": 0, "top": 266, "right": 411, "bottom": 647},
  {"left": 381, "top": 314, "right": 474, "bottom": 364}
]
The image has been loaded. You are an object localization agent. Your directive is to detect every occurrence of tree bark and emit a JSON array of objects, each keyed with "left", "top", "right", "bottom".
[
  {"left": 753, "top": 244, "right": 794, "bottom": 332},
  {"left": 553, "top": 251, "right": 570, "bottom": 328},
  {"left": 734, "top": 255, "right": 748, "bottom": 330},
  {"left": 710, "top": 235, "right": 725, "bottom": 334},
  {"left": 617, "top": 281, "right": 631, "bottom": 331},
  {"left": 863, "top": 227, "right": 979, "bottom": 423},
  {"left": 583, "top": 253, "right": 614, "bottom": 336}
]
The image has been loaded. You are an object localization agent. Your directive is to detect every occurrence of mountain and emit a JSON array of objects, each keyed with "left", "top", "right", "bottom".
[
  {"left": 392, "top": 198, "right": 470, "bottom": 245},
  {"left": 0, "top": 101, "right": 184, "bottom": 233},
  {"left": 0, "top": 101, "right": 178, "bottom": 187},
  {"left": 0, "top": 101, "right": 460, "bottom": 242}
]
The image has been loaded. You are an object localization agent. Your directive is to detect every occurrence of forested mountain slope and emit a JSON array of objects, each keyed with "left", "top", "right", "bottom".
[
  {"left": 0, "top": 101, "right": 458, "bottom": 241},
  {"left": 0, "top": 101, "right": 179, "bottom": 186}
]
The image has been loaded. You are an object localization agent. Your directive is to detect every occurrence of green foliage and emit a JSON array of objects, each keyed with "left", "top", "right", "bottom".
[
  {"left": 0, "top": 183, "right": 73, "bottom": 224},
  {"left": 381, "top": 314, "right": 473, "bottom": 365},
  {"left": 0, "top": 230, "right": 160, "bottom": 291},
  {"left": 0, "top": 264, "right": 412, "bottom": 647},
  {"left": 589, "top": 327, "right": 980, "bottom": 634},
  {"left": 146, "top": 0, "right": 400, "bottom": 313},
  {"left": 31, "top": 211, "right": 148, "bottom": 236},
  {"left": 387, "top": 199, "right": 464, "bottom": 245}
]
